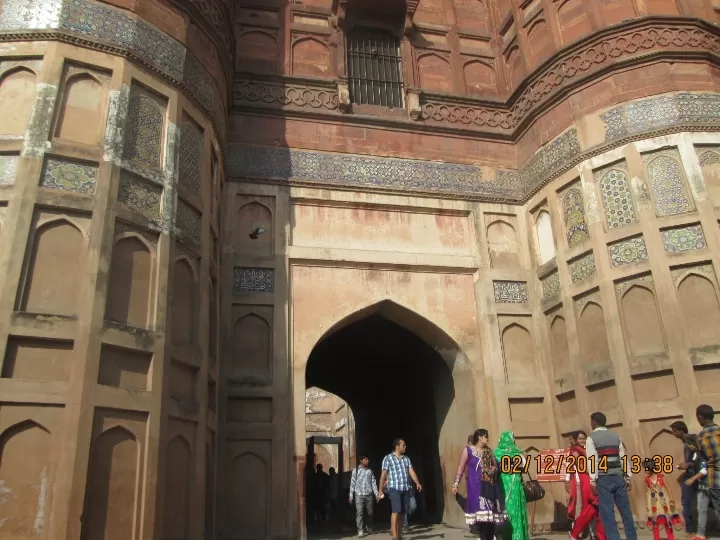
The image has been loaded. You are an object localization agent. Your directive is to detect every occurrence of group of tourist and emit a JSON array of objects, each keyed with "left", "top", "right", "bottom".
[
  {"left": 669, "top": 405, "right": 720, "bottom": 540},
  {"left": 347, "top": 404, "right": 719, "bottom": 540},
  {"left": 565, "top": 406, "right": 719, "bottom": 540}
]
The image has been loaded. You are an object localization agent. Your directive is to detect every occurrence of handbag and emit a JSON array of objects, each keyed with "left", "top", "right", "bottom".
[{"left": 522, "top": 473, "right": 545, "bottom": 503}]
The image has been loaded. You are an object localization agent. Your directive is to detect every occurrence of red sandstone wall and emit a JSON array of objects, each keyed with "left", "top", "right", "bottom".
[{"left": 230, "top": 0, "right": 720, "bottom": 170}]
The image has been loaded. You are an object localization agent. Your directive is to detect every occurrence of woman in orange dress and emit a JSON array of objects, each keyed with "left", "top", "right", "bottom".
[{"left": 644, "top": 458, "right": 681, "bottom": 540}]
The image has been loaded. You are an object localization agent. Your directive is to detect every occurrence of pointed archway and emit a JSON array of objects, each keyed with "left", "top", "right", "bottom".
[{"left": 297, "top": 300, "right": 481, "bottom": 534}]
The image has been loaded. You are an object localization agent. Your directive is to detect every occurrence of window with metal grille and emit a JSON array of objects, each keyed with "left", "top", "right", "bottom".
[{"left": 346, "top": 26, "right": 404, "bottom": 108}]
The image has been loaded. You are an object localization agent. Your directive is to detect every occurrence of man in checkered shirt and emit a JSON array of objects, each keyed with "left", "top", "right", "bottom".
[
  {"left": 349, "top": 456, "right": 378, "bottom": 537},
  {"left": 378, "top": 438, "right": 422, "bottom": 540}
]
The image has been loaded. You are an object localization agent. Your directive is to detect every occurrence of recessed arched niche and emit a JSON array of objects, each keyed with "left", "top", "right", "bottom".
[
  {"left": 620, "top": 284, "right": 666, "bottom": 360},
  {"left": 82, "top": 426, "right": 140, "bottom": 540},
  {"left": 236, "top": 197, "right": 273, "bottom": 257},
  {"left": 292, "top": 37, "right": 331, "bottom": 77},
  {"left": 678, "top": 273, "right": 720, "bottom": 349},
  {"left": 534, "top": 210, "right": 555, "bottom": 265},
  {"left": 227, "top": 452, "right": 268, "bottom": 537},
  {"left": 501, "top": 322, "right": 537, "bottom": 383},
  {"left": 0, "top": 68, "right": 37, "bottom": 136},
  {"left": 549, "top": 315, "right": 570, "bottom": 376},
  {"left": 0, "top": 420, "right": 52, "bottom": 537},
  {"left": 21, "top": 218, "right": 85, "bottom": 316},
  {"left": 578, "top": 301, "right": 611, "bottom": 368},
  {"left": 172, "top": 258, "right": 197, "bottom": 346},
  {"left": 163, "top": 435, "right": 193, "bottom": 539},
  {"left": 54, "top": 72, "right": 107, "bottom": 145},
  {"left": 487, "top": 218, "right": 520, "bottom": 268},
  {"left": 232, "top": 312, "right": 272, "bottom": 384},
  {"left": 105, "top": 236, "right": 153, "bottom": 328}
]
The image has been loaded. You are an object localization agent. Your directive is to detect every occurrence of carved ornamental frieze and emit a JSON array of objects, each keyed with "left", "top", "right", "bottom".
[{"left": 233, "top": 18, "right": 720, "bottom": 138}]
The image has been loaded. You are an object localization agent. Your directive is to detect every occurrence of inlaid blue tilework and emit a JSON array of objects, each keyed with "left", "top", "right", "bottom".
[
  {"left": 227, "top": 144, "right": 514, "bottom": 198},
  {"left": 601, "top": 93, "right": 720, "bottom": 141}
]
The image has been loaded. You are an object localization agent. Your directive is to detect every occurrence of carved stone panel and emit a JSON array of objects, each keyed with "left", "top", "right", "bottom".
[
  {"left": 233, "top": 267, "right": 274, "bottom": 293},
  {"left": 493, "top": 281, "right": 528, "bottom": 303}
]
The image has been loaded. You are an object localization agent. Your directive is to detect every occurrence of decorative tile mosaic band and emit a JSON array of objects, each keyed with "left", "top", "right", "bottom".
[
  {"left": 493, "top": 281, "right": 528, "bottom": 303},
  {"left": 0, "top": 0, "right": 225, "bottom": 140},
  {"left": 233, "top": 267, "right": 274, "bottom": 293},
  {"left": 608, "top": 235, "right": 648, "bottom": 268},
  {"left": 227, "top": 144, "right": 523, "bottom": 199},
  {"left": 0, "top": 154, "right": 19, "bottom": 186},
  {"left": 541, "top": 272, "right": 560, "bottom": 299},
  {"left": 521, "top": 129, "right": 582, "bottom": 195},
  {"left": 569, "top": 252, "right": 596, "bottom": 284},
  {"left": 601, "top": 93, "right": 720, "bottom": 142},
  {"left": 661, "top": 224, "right": 707, "bottom": 254},
  {"left": 41, "top": 157, "right": 97, "bottom": 194}
]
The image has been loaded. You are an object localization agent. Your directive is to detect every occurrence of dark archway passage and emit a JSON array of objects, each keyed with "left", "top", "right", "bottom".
[{"left": 305, "top": 313, "right": 457, "bottom": 528}]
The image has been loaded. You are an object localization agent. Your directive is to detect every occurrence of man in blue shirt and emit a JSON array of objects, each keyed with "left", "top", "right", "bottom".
[{"left": 378, "top": 438, "right": 422, "bottom": 540}]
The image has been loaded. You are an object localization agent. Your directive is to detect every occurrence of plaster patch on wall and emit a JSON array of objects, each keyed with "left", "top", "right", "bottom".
[
  {"left": 22, "top": 83, "right": 57, "bottom": 158},
  {"left": 162, "top": 121, "right": 180, "bottom": 234},
  {"left": 0, "top": 479, "right": 10, "bottom": 505},
  {"left": 0, "top": 155, "right": 19, "bottom": 185},
  {"left": 631, "top": 176, "right": 652, "bottom": 211},
  {"left": 33, "top": 466, "right": 47, "bottom": 534},
  {"left": 103, "top": 84, "right": 130, "bottom": 165},
  {"left": 584, "top": 146, "right": 626, "bottom": 171},
  {"left": 678, "top": 138, "right": 708, "bottom": 202},
  {"left": 0, "top": 0, "right": 63, "bottom": 29},
  {"left": 583, "top": 181, "right": 601, "bottom": 225},
  {"left": 472, "top": 209, "right": 488, "bottom": 268}
]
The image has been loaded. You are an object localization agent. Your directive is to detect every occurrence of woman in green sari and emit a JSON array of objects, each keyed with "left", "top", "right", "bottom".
[{"left": 494, "top": 431, "right": 530, "bottom": 540}]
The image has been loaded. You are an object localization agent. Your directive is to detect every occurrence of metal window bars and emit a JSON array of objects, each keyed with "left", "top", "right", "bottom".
[{"left": 346, "top": 27, "right": 404, "bottom": 109}]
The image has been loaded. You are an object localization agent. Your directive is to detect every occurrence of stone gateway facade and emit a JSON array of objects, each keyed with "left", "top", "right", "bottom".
[{"left": 0, "top": 0, "right": 720, "bottom": 539}]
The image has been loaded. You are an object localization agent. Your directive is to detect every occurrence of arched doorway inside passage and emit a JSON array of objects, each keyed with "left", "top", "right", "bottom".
[{"left": 301, "top": 299, "right": 480, "bottom": 535}]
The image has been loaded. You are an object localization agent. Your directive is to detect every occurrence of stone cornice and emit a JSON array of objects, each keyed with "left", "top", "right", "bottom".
[
  {"left": 0, "top": 0, "right": 227, "bottom": 146},
  {"left": 233, "top": 17, "right": 720, "bottom": 141}
]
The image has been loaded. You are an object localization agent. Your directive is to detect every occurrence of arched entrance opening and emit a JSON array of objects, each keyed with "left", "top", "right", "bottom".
[{"left": 303, "top": 300, "right": 478, "bottom": 532}]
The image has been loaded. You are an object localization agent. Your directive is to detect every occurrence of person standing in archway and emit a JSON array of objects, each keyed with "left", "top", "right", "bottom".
[
  {"left": 378, "top": 438, "right": 422, "bottom": 540},
  {"left": 495, "top": 431, "right": 530, "bottom": 540},
  {"left": 452, "top": 429, "right": 507, "bottom": 540},
  {"left": 350, "top": 456, "right": 378, "bottom": 538}
]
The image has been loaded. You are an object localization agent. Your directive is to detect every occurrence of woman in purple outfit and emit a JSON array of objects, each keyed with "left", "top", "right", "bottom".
[{"left": 452, "top": 428, "right": 508, "bottom": 540}]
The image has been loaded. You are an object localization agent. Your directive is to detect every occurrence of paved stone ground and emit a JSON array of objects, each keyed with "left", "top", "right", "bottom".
[{"left": 308, "top": 524, "right": 719, "bottom": 540}]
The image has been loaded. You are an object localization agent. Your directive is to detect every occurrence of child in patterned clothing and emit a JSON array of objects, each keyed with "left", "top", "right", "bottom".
[
  {"left": 684, "top": 435, "right": 711, "bottom": 540},
  {"left": 644, "top": 458, "right": 681, "bottom": 540}
]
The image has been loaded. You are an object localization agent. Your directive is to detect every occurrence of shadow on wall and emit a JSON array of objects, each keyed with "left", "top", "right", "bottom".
[{"left": 222, "top": 5, "right": 294, "bottom": 540}]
